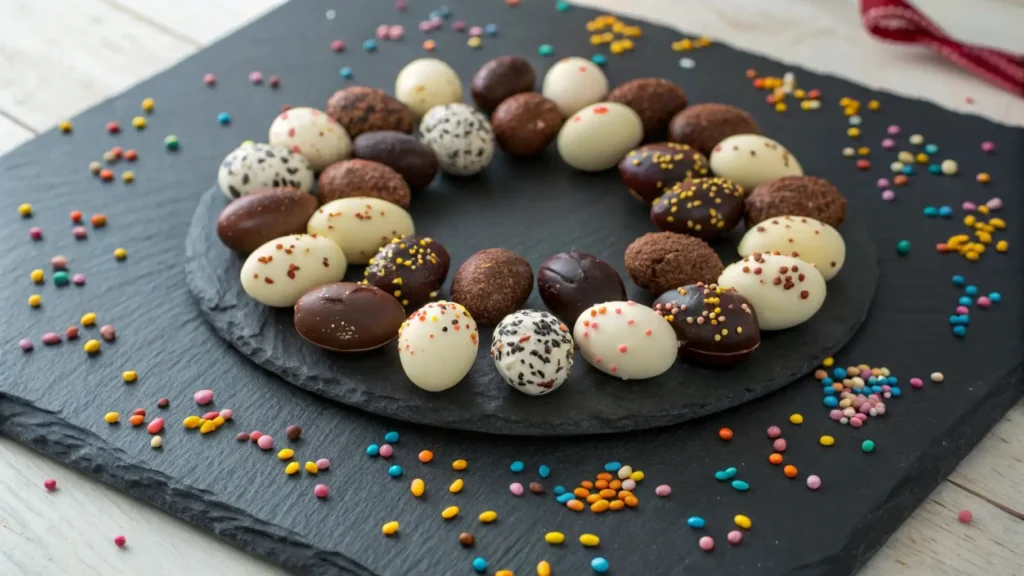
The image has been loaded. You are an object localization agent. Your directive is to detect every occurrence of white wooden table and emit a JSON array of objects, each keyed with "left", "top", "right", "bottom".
[{"left": 1, "top": 1, "right": 1022, "bottom": 574}]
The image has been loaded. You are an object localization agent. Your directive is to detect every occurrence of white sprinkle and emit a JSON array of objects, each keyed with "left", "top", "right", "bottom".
[
  {"left": 848, "top": 115, "right": 862, "bottom": 126},
  {"left": 326, "top": 9, "right": 336, "bottom": 20},
  {"left": 150, "top": 436, "right": 163, "bottom": 449},
  {"left": 678, "top": 58, "right": 696, "bottom": 69}
]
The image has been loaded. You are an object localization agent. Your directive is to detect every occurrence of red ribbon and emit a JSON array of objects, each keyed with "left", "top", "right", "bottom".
[{"left": 860, "top": 0, "right": 1024, "bottom": 97}]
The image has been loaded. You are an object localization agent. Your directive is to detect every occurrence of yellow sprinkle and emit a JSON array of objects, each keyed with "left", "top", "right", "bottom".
[
  {"left": 277, "top": 448, "right": 295, "bottom": 460},
  {"left": 847, "top": 127, "right": 861, "bottom": 138},
  {"left": 114, "top": 248, "right": 128, "bottom": 260},
  {"left": 868, "top": 100, "right": 881, "bottom": 111},
  {"left": 81, "top": 312, "right": 97, "bottom": 326},
  {"left": 963, "top": 215, "right": 976, "bottom": 227},
  {"left": 30, "top": 269, "right": 44, "bottom": 283},
  {"left": 839, "top": 97, "right": 852, "bottom": 107},
  {"left": 305, "top": 461, "right": 319, "bottom": 475},
  {"left": 820, "top": 435, "right": 835, "bottom": 446},
  {"left": 823, "top": 357, "right": 835, "bottom": 367},
  {"left": 183, "top": 415, "right": 201, "bottom": 429},
  {"left": 857, "top": 146, "right": 870, "bottom": 156},
  {"left": 467, "top": 36, "right": 482, "bottom": 49},
  {"left": 103, "top": 411, "right": 120, "bottom": 424},
  {"left": 150, "top": 435, "right": 163, "bottom": 449},
  {"left": 989, "top": 218, "right": 1006, "bottom": 230},
  {"left": 789, "top": 413, "right": 804, "bottom": 425},
  {"left": 411, "top": 478, "right": 425, "bottom": 498},
  {"left": 59, "top": 120, "right": 73, "bottom": 133},
  {"left": 996, "top": 240, "right": 1009, "bottom": 253},
  {"left": 18, "top": 203, "right": 33, "bottom": 217},
  {"left": 630, "top": 470, "right": 644, "bottom": 482},
  {"left": 382, "top": 521, "right": 399, "bottom": 536},
  {"left": 579, "top": 533, "right": 600, "bottom": 547},
  {"left": 977, "top": 205, "right": 990, "bottom": 216},
  {"left": 141, "top": 98, "right": 155, "bottom": 112},
  {"left": 441, "top": 506, "right": 460, "bottom": 520},
  {"left": 478, "top": 510, "right": 498, "bottom": 523},
  {"left": 83, "top": 339, "right": 101, "bottom": 354},
  {"left": 452, "top": 459, "right": 468, "bottom": 471},
  {"left": 285, "top": 462, "right": 300, "bottom": 475},
  {"left": 537, "top": 560, "right": 552, "bottom": 576},
  {"left": 212, "top": 416, "right": 225, "bottom": 427},
  {"left": 495, "top": 571, "right": 514, "bottom": 576},
  {"left": 121, "top": 171, "right": 134, "bottom": 184},
  {"left": 793, "top": 89, "right": 806, "bottom": 99},
  {"left": 774, "top": 102, "right": 787, "bottom": 113},
  {"left": 28, "top": 294, "right": 42, "bottom": 308},
  {"left": 734, "top": 514, "right": 752, "bottom": 529},
  {"left": 200, "top": 420, "right": 217, "bottom": 434},
  {"left": 449, "top": 478, "right": 464, "bottom": 494},
  {"left": 131, "top": 116, "right": 147, "bottom": 129},
  {"left": 122, "top": 370, "right": 138, "bottom": 382},
  {"left": 544, "top": 531, "right": 565, "bottom": 545}
]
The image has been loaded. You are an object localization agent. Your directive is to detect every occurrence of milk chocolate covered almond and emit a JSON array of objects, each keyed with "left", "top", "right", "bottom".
[{"left": 216, "top": 187, "right": 318, "bottom": 254}]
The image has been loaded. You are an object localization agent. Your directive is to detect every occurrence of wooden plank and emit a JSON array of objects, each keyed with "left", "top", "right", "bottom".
[
  {"left": 950, "top": 401, "right": 1024, "bottom": 516},
  {"left": 0, "top": 114, "right": 36, "bottom": 155},
  {"left": 0, "top": 0, "right": 195, "bottom": 131},
  {"left": 99, "top": 0, "right": 284, "bottom": 46}
]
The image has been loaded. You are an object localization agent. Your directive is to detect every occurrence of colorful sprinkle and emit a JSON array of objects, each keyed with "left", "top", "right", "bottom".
[
  {"left": 727, "top": 530, "right": 743, "bottom": 545},
  {"left": 411, "top": 478, "right": 425, "bottom": 497},
  {"left": 807, "top": 475, "right": 822, "bottom": 490},
  {"left": 538, "top": 43, "right": 554, "bottom": 56},
  {"left": 687, "top": 516, "right": 705, "bottom": 529},
  {"left": 591, "top": 557, "right": 610, "bottom": 573},
  {"left": 441, "top": 505, "right": 460, "bottom": 520},
  {"left": 698, "top": 536, "right": 714, "bottom": 551},
  {"left": 958, "top": 509, "right": 973, "bottom": 524},
  {"left": 579, "top": 533, "right": 600, "bottom": 547},
  {"left": 382, "top": 521, "right": 399, "bottom": 535},
  {"left": 388, "top": 465, "right": 403, "bottom": 477},
  {"left": 861, "top": 439, "right": 876, "bottom": 453},
  {"left": 509, "top": 482, "right": 524, "bottom": 496}
]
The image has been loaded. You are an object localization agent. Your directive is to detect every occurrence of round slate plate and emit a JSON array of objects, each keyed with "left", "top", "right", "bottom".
[{"left": 185, "top": 151, "right": 877, "bottom": 436}]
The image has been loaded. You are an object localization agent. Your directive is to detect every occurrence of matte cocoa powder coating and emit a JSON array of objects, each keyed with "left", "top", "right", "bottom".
[
  {"left": 215, "top": 187, "right": 318, "bottom": 254},
  {"left": 668, "top": 103, "right": 760, "bottom": 156},
  {"left": 624, "top": 231, "right": 724, "bottom": 294},
  {"left": 451, "top": 248, "right": 533, "bottom": 326},
  {"left": 744, "top": 175, "right": 847, "bottom": 228},
  {"left": 352, "top": 131, "right": 438, "bottom": 189},
  {"left": 317, "top": 159, "right": 412, "bottom": 207},
  {"left": 363, "top": 235, "right": 451, "bottom": 308},
  {"left": 492, "top": 92, "right": 564, "bottom": 156},
  {"left": 471, "top": 55, "right": 536, "bottom": 113},
  {"left": 653, "top": 283, "right": 761, "bottom": 367},
  {"left": 326, "top": 86, "right": 417, "bottom": 138},
  {"left": 607, "top": 78, "right": 688, "bottom": 142},
  {"left": 537, "top": 251, "right": 626, "bottom": 324},
  {"left": 293, "top": 283, "right": 405, "bottom": 352}
]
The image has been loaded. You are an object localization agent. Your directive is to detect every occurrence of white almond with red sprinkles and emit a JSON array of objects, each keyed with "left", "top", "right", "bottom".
[
  {"left": 217, "top": 142, "right": 314, "bottom": 199},
  {"left": 542, "top": 56, "right": 610, "bottom": 117},
  {"left": 240, "top": 234, "right": 348, "bottom": 307},
  {"left": 572, "top": 301, "right": 678, "bottom": 380},
  {"left": 737, "top": 216, "right": 847, "bottom": 281},
  {"left": 709, "top": 134, "right": 803, "bottom": 190},
  {"left": 307, "top": 197, "right": 415, "bottom": 265},
  {"left": 557, "top": 102, "right": 643, "bottom": 172},
  {"left": 490, "top": 310, "right": 575, "bottom": 396},
  {"left": 398, "top": 301, "right": 480, "bottom": 392},
  {"left": 419, "top": 103, "right": 496, "bottom": 177},
  {"left": 395, "top": 58, "right": 464, "bottom": 117},
  {"left": 268, "top": 107, "right": 352, "bottom": 171},
  {"left": 718, "top": 252, "right": 826, "bottom": 330}
]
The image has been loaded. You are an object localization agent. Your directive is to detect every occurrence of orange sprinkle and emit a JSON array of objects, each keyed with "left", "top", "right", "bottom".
[
  {"left": 784, "top": 465, "right": 798, "bottom": 478},
  {"left": 718, "top": 427, "right": 734, "bottom": 441},
  {"left": 769, "top": 453, "right": 783, "bottom": 465},
  {"left": 745, "top": 68, "right": 757, "bottom": 78},
  {"left": 422, "top": 39, "right": 436, "bottom": 51},
  {"left": 608, "top": 499, "right": 625, "bottom": 511},
  {"left": 595, "top": 479, "right": 608, "bottom": 490},
  {"left": 129, "top": 415, "right": 145, "bottom": 426},
  {"left": 624, "top": 496, "right": 639, "bottom": 508},
  {"left": 586, "top": 493, "right": 602, "bottom": 504},
  {"left": 598, "top": 488, "right": 617, "bottom": 499},
  {"left": 596, "top": 472, "right": 612, "bottom": 481},
  {"left": 573, "top": 487, "right": 590, "bottom": 499},
  {"left": 418, "top": 450, "right": 434, "bottom": 463},
  {"left": 580, "top": 480, "right": 594, "bottom": 489},
  {"left": 566, "top": 499, "right": 584, "bottom": 512},
  {"left": 99, "top": 169, "right": 114, "bottom": 181},
  {"left": 591, "top": 499, "right": 610, "bottom": 513},
  {"left": 609, "top": 479, "right": 621, "bottom": 490},
  {"left": 617, "top": 490, "right": 633, "bottom": 500}
]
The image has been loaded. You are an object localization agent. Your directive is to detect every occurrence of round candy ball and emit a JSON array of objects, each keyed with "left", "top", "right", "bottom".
[
  {"left": 650, "top": 177, "right": 745, "bottom": 239},
  {"left": 490, "top": 310, "right": 574, "bottom": 396},
  {"left": 624, "top": 232, "right": 723, "bottom": 294},
  {"left": 492, "top": 92, "right": 564, "bottom": 156},
  {"left": 217, "top": 143, "right": 314, "bottom": 199},
  {"left": 669, "top": 103, "right": 760, "bottom": 156},
  {"left": 537, "top": 251, "right": 626, "bottom": 325},
  {"left": 395, "top": 58, "right": 463, "bottom": 117},
  {"left": 607, "top": 78, "right": 688, "bottom": 142},
  {"left": 268, "top": 107, "right": 351, "bottom": 171},
  {"left": 326, "top": 86, "right": 417, "bottom": 137},
  {"left": 653, "top": 283, "right": 761, "bottom": 366},
  {"left": 541, "top": 56, "right": 609, "bottom": 117},
  {"left": 618, "top": 142, "right": 709, "bottom": 204},
  {"left": 398, "top": 301, "right": 479, "bottom": 392},
  {"left": 419, "top": 103, "right": 496, "bottom": 177},
  {"left": 317, "top": 159, "right": 412, "bottom": 207},
  {"left": 451, "top": 248, "right": 533, "bottom": 326},
  {"left": 471, "top": 55, "right": 536, "bottom": 113},
  {"left": 364, "top": 235, "right": 451, "bottom": 308}
]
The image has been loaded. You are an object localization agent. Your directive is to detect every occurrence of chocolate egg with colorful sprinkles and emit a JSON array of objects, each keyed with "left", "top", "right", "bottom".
[
  {"left": 268, "top": 107, "right": 351, "bottom": 171},
  {"left": 718, "top": 252, "right": 826, "bottom": 331},
  {"left": 419, "top": 103, "right": 496, "bottom": 177},
  {"left": 537, "top": 251, "right": 626, "bottom": 325},
  {"left": 490, "top": 310, "right": 574, "bottom": 396},
  {"left": 217, "top": 143, "right": 314, "bottom": 199},
  {"left": 737, "top": 216, "right": 846, "bottom": 280},
  {"left": 573, "top": 300, "right": 678, "bottom": 380},
  {"left": 653, "top": 283, "right": 760, "bottom": 366},
  {"left": 326, "top": 86, "right": 417, "bottom": 137},
  {"left": 471, "top": 55, "right": 536, "bottom": 113},
  {"left": 607, "top": 78, "right": 688, "bottom": 142},
  {"left": 294, "top": 282, "right": 405, "bottom": 352},
  {"left": 619, "top": 142, "right": 710, "bottom": 204},
  {"left": 363, "top": 235, "right": 451, "bottom": 308},
  {"left": 650, "top": 177, "right": 745, "bottom": 239},
  {"left": 398, "top": 301, "right": 479, "bottom": 392}
]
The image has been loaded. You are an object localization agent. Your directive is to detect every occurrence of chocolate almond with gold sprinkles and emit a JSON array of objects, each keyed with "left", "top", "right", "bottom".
[
  {"left": 363, "top": 235, "right": 451, "bottom": 308},
  {"left": 653, "top": 283, "right": 760, "bottom": 367},
  {"left": 618, "top": 142, "right": 709, "bottom": 204},
  {"left": 650, "top": 177, "right": 745, "bottom": 239},
  {"left": 294, "top": 282, "right": 405, "bottom": 352}
]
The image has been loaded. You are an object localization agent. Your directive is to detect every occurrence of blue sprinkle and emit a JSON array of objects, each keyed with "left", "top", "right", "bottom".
[
  {"left": 484, "top": 23, "right": 498, "bottom": 36},
  {"left": 923, "top": 206, "right": 939, "bottom": 217},
  {"left": 890, "top": 386, "right": 902, "bottom": 397},
  {"left": 556, "top": 1, "right": 572, "bottom": 11},
  {"left": 553, "top": 485, "right": 566, "bottom": 496},
  {"left": 989, "top": 292, "right": 1002, "bottom": 303},
  {"left": 339, "top": 66, "right": 353, "bottom": 79},
  {"left": 924, "top": 143, "right": 939, "bottom": 154},
  {"left": 687, "top": 516, "right": 706, "bottom": 529},
  {"left": 217, "top": 112, "right": 231, "bottom": 125},
  {"left": 538, "top": 43, "right": 554, "bottom": 56},
  {"left": 823, "top": 387, "right": 836, "bottom": 396},
  {"left": 833, "top": 367, "right": 847, "bottom": 379},
  {"left": 387, "top": 465, "right": 403, "bottom": 477},
  {"left": 821, "top": 377, "right": 833, "bottom": 386},
  {"left": 366, "top": 443, "right": 380, "bottom": 456},
  {"left": 590, "top": 54, "right": 607, "bottom": 66},
  {"left": 555, "top": 493, "right": 574, "bottom": 504},
  {"left": 384, "top": 431, "right": 399, "bottom": 443},
  {"left": 953, "top": 325, "right": 967, "bottom": 337},
  {"left": 713, "top": 467, "right": 737, "bottom": 481},
  {"left": 472, "top": 557, "right": 488, "bottom": 573},
  {"left": 887, "top": 376, "right": 898, "bottom": 385},
  {"left": 928, "top": 164, "right": 941, "bottom": 174},
  {"left": 591, "top": 557, "right": 610, "bottom": 573},
  {"left": 965, "top": 285, "right": 979, "bottom": 296},
  {"left": 363, "top": 39, "right": 377, "bottom": 52},
  {"left": 871, "top": 385, "right": 883, "bottom": 393},
  {"left": 437, "top": 5, "right": 451, "bottom": 17},
  {"left": 949, "top": 315, "right": 963, "bottom": 326},
  {"left": 852, "top": 386, "right": 864, "bottom": 394},
  {"left": 510, "top": 460, "right": 525, "bottom": 473},
  {"left": 604, "top": 461, "right": 621, "bottom": 472},
  {"left": 938, "top": 206, "right": 953, "bottom": 217},
  {"left": 867, "top": 375, "right": 877, "bottom": 384},
  {"left": 823, "top": 396, "right": 839, "bottom": 407},
  {"left": 952, "top": 275, "right": 966, "bottom": 286},
  {"left": 731, "top": 480, "right": 750, "bottom": 492},
  {"left": 958, "top": 296, "right": 973, "bottom": 307},
  {"left": 959, "top": 315, "right": 970, "bottom": 325},
  {"left": 901, "top": 165, "right": 915, "bottom": 175},
  {"left": 538, "top": 465, "right": 551, "bottom": 478}
]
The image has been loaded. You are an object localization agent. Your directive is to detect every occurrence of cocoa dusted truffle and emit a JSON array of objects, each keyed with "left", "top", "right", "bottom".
[
  {"left": 624, "top": 232, "right": 723, "bottom": 294},
  {"left": 537, "top": 251, "right": 627, "bottom": 324},
  {"left": 451, "top": 248, "right": 533, "bottom": 326},
  {"left": 326, "top": 87, "right": 417, "bottom": 138},
  {"left": 668, "top": 103, "right": 760, "bottom": 156},
  {"left": 607, "top": 78, "right": 688, "bottom": 142},
  {"left": 317, "top": 159, "right": 412, "bottom": 207},
  {"left": 363, "top": 235, "right": 451, "bottom": 308},
  {"left": 650, "top": 177, "right": 745, "bottom": 239},
  {"left": 492, "top": 92, "right": 564, "bottom": 156},
  {"left": 653, "top": 283, "right": 761, "bottom": 366},
  {"left": 353, "top": 131, "right": 438, "bottom": 189},
  {"left": 744, "top": 175, "right": 846, "bottom": 228},
  {"left": 471, "top": 56, "right": 536, "bottom": 113},
  {"left": 618, "top": 142, "right": 709, "bottom": 204},
  {"left": 294, "top": 283, "right": 406, "bottom": 352}
]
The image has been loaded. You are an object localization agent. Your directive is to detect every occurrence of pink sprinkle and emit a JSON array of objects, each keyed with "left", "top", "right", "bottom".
[
  {"left": 655, "top": 484, "right": 671, "bottom": 497},
  {"left": 976, "top": 296, "right": 991, "bottom": 308},
  {"left": 113, "top": 535, "right": 127, "bottom": 548},
  {"left": 202, "top": 411, "right": 219, "bottom": 421},
  {"left": 985, "top": 197, "right": 1002, "bottom": 211},
  {"left": 772, "top": 438, "right": 787, "bottom": 452},
  {"left": 829, "top": 409, "right": 843, "bottom": 421},
  {"left": 453, "top": 20, "right": 466, "bottom": 31},
  {"left": 621, "top": 479, "right": 636, "bottom": 490},
  {"left": 268, "top": 76, "right": 280, "bottom": 88},
  {"left": 980, "top": 141, "right": 995, "bottom": 153},
  {"left": 766, "top": 425, "right": 781, "bottom": 439},
  {"left": 203, "top": 73, "right": 216, "bottom": 86},
  {"left": 257, "top": 435, "right": 274, "bottom": 450},
  {"left": 509, "top": 482, "right": 524, "bottom": 496},
  {"left": 29, "top": 226, "right": 43, "bottom": 240},
  {"left": 316, "top": 458, "right": 331, "bottom": 471},
  {"left": 956, "top": 305, "right": 970, "bottom": 314},
  {"left": 910, "top": 377, "right": 924, "bottom": 389},
  {"left": 51, "top": 255, "right": 68, "bottom": 269},
  {"left": 618, "top": 344, "right": 628, "bottom": 353},
  {"left": 887, "top": 125, "right": 901, "bottom": 135},
  {"left": 157, "top": 397, "right": 169, "bottom": 408},
  {"left": 958, "top": 509, "right": 972, "bottom": 524},
  {"left": 248, "top": 71, "right": 264, "bottom": 84},
  {"left": 19, "top": 338, "right": 33, "bottom": 352},
  {"left": 962, "top": 201, "right": 977, "bottom": 212},
  {"left": 236, "top": 432, "right": 250, "bottom": 441},
  {"left": 388, "top": 25, "right": 404, "bottom": 40},
  {"left": 806, "top": 474, "right": 822, "bottom": 490},
  {"left": 42, "top": 332, "right": 61, "bottom": 345},
  {"left": 881, "top": 138, "right": 895, "bottom": 149},
  {"left": 219, "top": 409, "right": 234, "bottom": 420},
  {"left": 849, "top": 417, "right": 864, "bottom": 428},
  {"left": 876, "top": 178, "right": 890, "bottom": 188},
  {"left": 881, "top": 190, "right": 895, "bottom": 202},
  {"left": 331, "top": 39, "right": 346, "bottom": 52},
  {"left": 193, "top": 389, "right": 214, "bottom": 405},
  {"left": 72, "top": 226, "right": 87, "bottom": 239},
  {"left": 72, "top": 273, "right": 86, "bottom": 286},
  {"left": 250, "top": 431, "right": 263, "bottom": 442},
  {"left": 379, "top": 444, "right": 394, "bottom": 458},
  {"left": 314, "top": 484, "right": 329, "bottom": 499},
  {"left": 418, "top": 20, "right": 433, "bottom": 31},
  {"left": 44, "top": 478, "right": 57, "bottom": 491},
  {"left": 876, "top": 404, "right": 886, "bottom": 415},
  {"left": 727, "top": 530, "right": 743, "bottom": 545},
  {"left": 698, "top": 536, "right": 714, "bottom": 551},
  {"left": 468, "top": 25, "right": 483, "bottom": 36},
  {"left": 376, "top": 24, "right": 390, "bottom": 40},
  {"left": 147, "top": 418, "right": 165, "bottom": 434},
  {"left": 395, "top": 0, "right": 407, "bottom": 11}
]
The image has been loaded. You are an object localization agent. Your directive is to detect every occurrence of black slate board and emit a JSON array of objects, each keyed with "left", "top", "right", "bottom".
[{"left": 1, "top": 1, "right": 1021, "bottom": 575}]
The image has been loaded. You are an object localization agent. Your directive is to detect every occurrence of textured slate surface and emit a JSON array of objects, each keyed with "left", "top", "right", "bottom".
[
  {"left": 1, "top": 1, "right": 1022, "bottom": 575},
  {"left": 186, "top": 185, "right": 877, "bottom": 435}
]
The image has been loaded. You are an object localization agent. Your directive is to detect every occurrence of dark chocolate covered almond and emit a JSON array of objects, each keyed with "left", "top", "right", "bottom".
[{"left": 294, "top": 283, "right": 406, "bottom": 352}]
